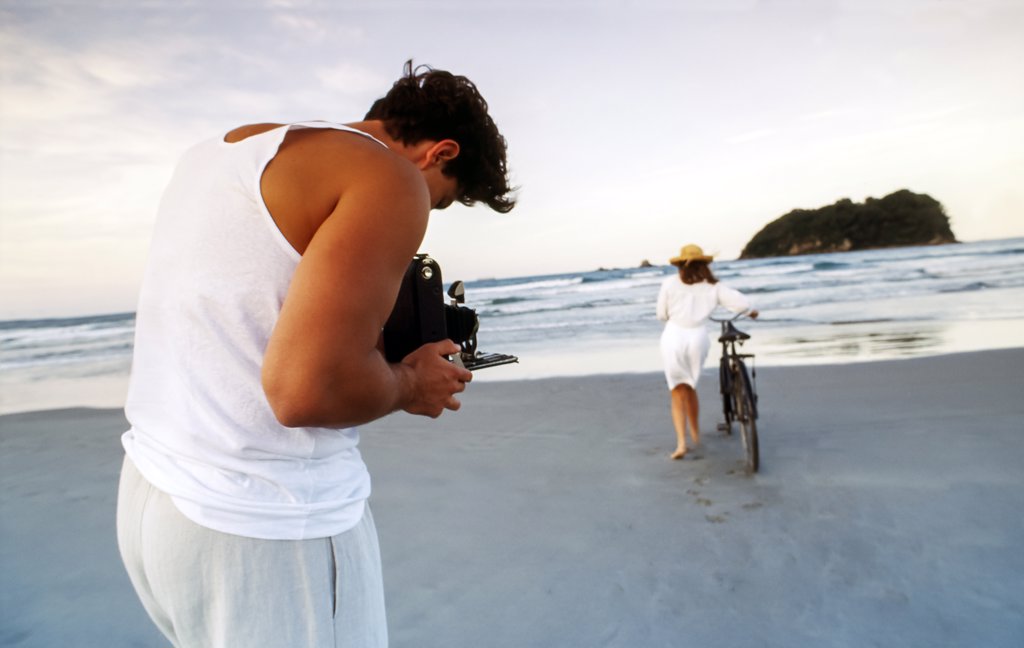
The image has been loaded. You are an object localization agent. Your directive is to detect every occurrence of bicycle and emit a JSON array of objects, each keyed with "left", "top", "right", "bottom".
[{"left": 710, "top": 312, "right": 759, "bottom": 474}]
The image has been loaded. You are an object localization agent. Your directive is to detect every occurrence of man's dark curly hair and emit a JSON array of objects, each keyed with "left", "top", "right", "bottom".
[{"left": 365, "top": 60, "right": 516, "bottom": 213}]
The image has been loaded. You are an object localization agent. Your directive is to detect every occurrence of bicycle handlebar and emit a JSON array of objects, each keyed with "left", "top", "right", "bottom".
[{"left": 709, "top": 310, "right": 754, "bottom": 323}]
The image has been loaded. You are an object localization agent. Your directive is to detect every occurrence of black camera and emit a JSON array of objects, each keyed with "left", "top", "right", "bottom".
[{"left": 382, "top": 254, "right": 518, "bottom": 371}]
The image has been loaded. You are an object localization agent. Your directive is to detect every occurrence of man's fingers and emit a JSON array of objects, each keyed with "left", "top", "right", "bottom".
[
  {"left": 433, "top": 339, "right": 460, "bottom": 355},
  {"left": 401, "top": 339, "right": 473, "bottom": 418}
]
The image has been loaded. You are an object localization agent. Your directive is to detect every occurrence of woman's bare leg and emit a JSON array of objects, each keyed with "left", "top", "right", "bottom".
[
  {"left": 680, "top": 384, "right": 700, "bottom": 447},
  {"left": 669, "top": 386, "right": 688, "bottom": 459}
]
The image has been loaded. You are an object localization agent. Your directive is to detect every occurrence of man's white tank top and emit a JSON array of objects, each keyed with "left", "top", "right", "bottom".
[{"left": 122, "top": 122, "right": 385, "bottom": 540}]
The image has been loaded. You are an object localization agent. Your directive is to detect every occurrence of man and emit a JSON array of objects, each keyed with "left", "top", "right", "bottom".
[{"left": 116, "top": 61, "right": 515, "bottom": 647}]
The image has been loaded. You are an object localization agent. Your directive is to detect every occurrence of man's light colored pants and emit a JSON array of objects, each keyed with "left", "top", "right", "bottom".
[{"left": 116, "top": 456, "right": 388, "bottom": 647}]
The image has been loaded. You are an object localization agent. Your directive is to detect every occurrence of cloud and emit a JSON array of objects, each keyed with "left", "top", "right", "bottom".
[
  {"left": 2, "top": 0, "right": 1023, "bottom": 318},
  {"left": 270, "top": 7, "right": 366, "bottom": 43},
  {"left": 77, "top": 50, "right": 163, "bottom": 88},
  {"left": 797, "top": 107, "right": 860, "bottom": 122},
  {"left": 315, "top": 62, "right": 388, "bottom": 96},
  {"left": 271, "top": 13, "right": 330, "bottom": 41},
  {"left": 0, "top": 27, "right": 204, "bottom": 127},
  {"left": 726, "top": 128, "right": 778, "bottom": 144}
]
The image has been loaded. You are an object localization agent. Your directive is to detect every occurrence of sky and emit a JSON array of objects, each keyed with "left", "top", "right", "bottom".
[{"left": 1, "top": 0, "right": 1022, "bottom": 319}]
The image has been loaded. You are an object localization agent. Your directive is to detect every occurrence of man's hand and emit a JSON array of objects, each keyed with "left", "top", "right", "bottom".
[{"left": 398, "top": 340, "right": 473, "bottom": 417}]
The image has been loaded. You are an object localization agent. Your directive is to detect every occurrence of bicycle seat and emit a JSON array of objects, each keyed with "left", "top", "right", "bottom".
[{"left": 718, "top": 321, "right": 750, "bottom": 342}]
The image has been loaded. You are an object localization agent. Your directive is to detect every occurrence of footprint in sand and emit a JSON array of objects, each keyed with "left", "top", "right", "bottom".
[
  {"left": 742, "top": 502, "right": 763, "bottom": 511},
  {"left": 693, "top": 477, "right": 709, "bottom": 485},
  {"left": 686, "top": 488, "right": 700, "bottom": 496},
  {"left": 705, "top": 514, "right": 728, "bottom": 523},
  {"left": 696, "top": 498, "right": 712, "bottom": 507}
]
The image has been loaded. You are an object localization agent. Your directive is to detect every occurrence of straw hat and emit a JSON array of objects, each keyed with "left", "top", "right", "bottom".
[{"left": 669, "top": 244, "right": 714, "bottom": 266}]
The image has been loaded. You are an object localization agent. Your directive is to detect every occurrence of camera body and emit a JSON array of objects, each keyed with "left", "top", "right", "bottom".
[{"left": 383, "top": 254, "right": 517, "bottom": 371}]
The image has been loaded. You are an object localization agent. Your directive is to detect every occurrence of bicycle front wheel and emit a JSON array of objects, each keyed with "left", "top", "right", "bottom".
[
  {"left": 718, "top": 359, "right": 734, "bottom": 435},
  {"left": 734, "top": 364, "right": 759, "bottom": 474}
]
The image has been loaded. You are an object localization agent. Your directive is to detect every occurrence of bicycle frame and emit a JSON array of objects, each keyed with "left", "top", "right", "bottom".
[
  {"left": 711, "top": 312, "right": 760, "bottom": 472},
  {"left": 714, "top": 315, "right": 757, "bottom": 418}
]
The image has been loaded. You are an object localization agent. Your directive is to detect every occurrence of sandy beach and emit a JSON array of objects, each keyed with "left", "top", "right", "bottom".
[{"left": 2, "top": 349, "right": 1023, "bottom": 647}]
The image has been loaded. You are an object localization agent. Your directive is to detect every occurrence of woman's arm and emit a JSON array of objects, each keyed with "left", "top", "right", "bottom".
[
  {"left": 656, "top": 280, "right": 670, "bottom": 321},
  {"left": 716, "top": 283, "right": 754, "bottom": 315}
]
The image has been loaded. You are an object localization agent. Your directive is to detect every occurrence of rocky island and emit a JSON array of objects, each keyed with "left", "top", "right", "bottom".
[{"left": 740, "top": 189, "right": 957, "bottom": 259}]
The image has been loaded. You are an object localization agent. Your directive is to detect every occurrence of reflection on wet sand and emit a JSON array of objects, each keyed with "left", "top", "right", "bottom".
[
  {"left": 755, "top": 318, "right": 1024, "bottom": 365},
  {"left": 774, "top": 329, "right": 942, "bottom": 358}
]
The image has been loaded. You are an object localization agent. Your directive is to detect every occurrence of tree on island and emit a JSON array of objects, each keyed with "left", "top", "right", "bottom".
[{"left": 740, "top": 189, "right": 957, "bottom": 259}]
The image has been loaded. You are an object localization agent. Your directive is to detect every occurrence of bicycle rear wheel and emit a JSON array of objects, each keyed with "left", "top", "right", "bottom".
[{"left": 734, "top": 364, "right": 759, "bottom": 474}]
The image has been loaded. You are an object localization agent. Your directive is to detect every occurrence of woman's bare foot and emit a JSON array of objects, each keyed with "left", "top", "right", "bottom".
[{"left": 670, "top": 447, "right": 688, "bottom": 460}]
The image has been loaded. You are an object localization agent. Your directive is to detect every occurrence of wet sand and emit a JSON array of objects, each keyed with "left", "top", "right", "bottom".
[{"left": 2, "top": 349, "right": 1023, "bottom": 647}]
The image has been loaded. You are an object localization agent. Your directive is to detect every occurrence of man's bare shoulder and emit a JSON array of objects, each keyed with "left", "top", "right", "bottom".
[
  {"left": 284, "top": 127, "right": 397, "bottom": 165},
  {"left": 223, "top": 123, "right": 284, "bottom": 143},
  {"left": 260, "top": 125, "right": 427, "bottom": 253},
  {"left": 224, "top": 123, "right": 411, "bottom": 185},
  {"left": 278, "top": 127, "right": 421, "bottom": 194}
]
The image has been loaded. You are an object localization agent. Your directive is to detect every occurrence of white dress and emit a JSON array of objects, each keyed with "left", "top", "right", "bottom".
[{"left": 656, "top": 277, "right": 751, "bottom": 389}]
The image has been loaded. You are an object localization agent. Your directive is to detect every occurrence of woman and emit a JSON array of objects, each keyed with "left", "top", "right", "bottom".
[{"left": 656, "top": 244, "right": 757, "bottom": 459}]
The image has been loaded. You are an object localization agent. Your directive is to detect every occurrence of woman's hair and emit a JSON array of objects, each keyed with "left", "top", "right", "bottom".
[
  {"left": 365, "top": 60, "right": 516, "bottom": 213},
  {"left": 676, "top": 260, "right": 718, "bottom": 285}
]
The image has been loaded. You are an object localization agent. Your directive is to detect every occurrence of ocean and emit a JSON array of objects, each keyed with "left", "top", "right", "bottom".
[{"left": 2, "top": 238, "right": 1023, "bottom": 415}]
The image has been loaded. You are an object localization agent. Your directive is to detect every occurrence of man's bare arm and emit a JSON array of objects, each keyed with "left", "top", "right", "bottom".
[{"left": 261, "top": 144, "right": 471, "bottom": 428}]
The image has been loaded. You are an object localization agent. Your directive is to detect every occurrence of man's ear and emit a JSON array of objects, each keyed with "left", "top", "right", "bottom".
[{"left": 425, "top": 139, "right": 460, "bottom": 168}]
